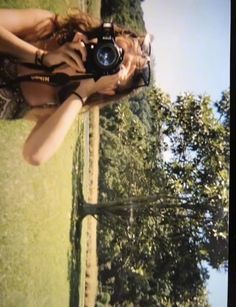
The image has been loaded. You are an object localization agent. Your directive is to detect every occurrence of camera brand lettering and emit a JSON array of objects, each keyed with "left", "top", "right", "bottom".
[{"left": 31, "top": 75, "right": 50, "bottom": 82}]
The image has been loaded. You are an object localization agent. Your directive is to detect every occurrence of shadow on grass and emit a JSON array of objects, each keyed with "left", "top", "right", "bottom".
[{"left": 68, "top": 123, "right": 86, "bottom": 307}]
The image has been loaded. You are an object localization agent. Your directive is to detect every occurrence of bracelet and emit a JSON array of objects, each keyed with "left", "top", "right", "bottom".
[
  {"left": 71, "top": 91, "right": 85, "bottom": 105},
  {"left": 52, "top": 14, "right": 59, "bottom": 30},
  {"left": 35, "top": 49, "right": 47, "bottom": 67}
]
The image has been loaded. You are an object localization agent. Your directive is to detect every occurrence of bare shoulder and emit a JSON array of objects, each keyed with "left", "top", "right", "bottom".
[{"left": 0, "top": 8, "right": 55, "bottom": 35}]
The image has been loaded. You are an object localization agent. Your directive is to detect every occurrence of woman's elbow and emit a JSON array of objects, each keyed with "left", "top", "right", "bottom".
[{"left": 22, "top": 146, "right": 47, "bottom": 166}]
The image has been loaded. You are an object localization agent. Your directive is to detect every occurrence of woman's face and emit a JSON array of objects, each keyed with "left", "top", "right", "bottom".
[{"left": 115, "top": 36, "right": 149, "bottom": 90}]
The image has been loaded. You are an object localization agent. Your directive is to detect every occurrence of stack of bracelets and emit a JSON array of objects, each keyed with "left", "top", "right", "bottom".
[{"left": 34, "top": 49, "right": 47, "bottom": 67}]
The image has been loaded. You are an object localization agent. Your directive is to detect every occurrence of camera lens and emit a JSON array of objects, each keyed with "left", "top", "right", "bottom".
[{"left": 96, "top": 44, "right": 117, "bottom": 68}]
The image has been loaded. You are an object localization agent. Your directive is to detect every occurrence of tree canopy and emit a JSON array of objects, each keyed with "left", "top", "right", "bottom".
[{"left": 94, "top": 87, "right": 229, "bottom": 307}]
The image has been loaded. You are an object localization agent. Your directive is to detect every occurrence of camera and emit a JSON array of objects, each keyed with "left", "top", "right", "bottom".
[
  {"left": 2, "top": 23, "right": 125, "bottom": 91},
  {"left": 83, "top": 23, "right": 124, "bottom": 78}
]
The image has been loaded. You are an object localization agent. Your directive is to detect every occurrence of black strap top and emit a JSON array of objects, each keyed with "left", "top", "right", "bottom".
[
  {"left": 0, "top": 55, "right": 31, "bottom": 119},
  {"left": 0, "top": 54, "right": 64, "bottom": 120}
]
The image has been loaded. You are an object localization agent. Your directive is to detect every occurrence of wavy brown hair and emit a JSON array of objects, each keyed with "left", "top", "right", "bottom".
[{"left": 43, "top": 8, "right": 149, "bottom": 109}]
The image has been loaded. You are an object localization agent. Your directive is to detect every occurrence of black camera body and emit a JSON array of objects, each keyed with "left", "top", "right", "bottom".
[
  {"left": 83, "top": 23, "right": 124, "bottom": 78},
  {"left": 3, "top": 23, "right": 125, "bottom": 91}
]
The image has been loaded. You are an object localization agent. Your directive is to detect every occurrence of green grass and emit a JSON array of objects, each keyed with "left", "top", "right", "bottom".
[
  {"left": 0, "top": 118, "right": 82, "bottom": 307},
  {"left": 86, "top": 0, "right": 101, "bottom": 18}
]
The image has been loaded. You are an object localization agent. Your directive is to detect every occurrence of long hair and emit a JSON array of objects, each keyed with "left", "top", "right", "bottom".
[{"left": 41, "top": 8, "right": 149, "bottom": 109}]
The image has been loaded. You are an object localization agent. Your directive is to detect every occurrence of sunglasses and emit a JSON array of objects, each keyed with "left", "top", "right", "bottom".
[
  {"left": 141, "top": 33, "right": 152, "bottom": 57},
  {"left": 129, "top": 34, "right": 151, "bottom": 89},
  {"left": 131, "top": 61, "right": 151, "bottom": 90},
  {"left": 130, "top": 34, "right": 151, "bottom": 90}
]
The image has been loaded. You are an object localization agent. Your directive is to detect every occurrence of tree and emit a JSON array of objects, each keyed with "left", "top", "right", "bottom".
[
  {"left": 162, "top": 91, "right": 229, "bottom": 269},
  {"left": 95, "top": 88, "right": 229, "bottom": 306}
]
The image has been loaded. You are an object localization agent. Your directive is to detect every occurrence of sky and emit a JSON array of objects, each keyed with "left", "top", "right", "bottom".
[
  {"left": 142, "top": 0, "right": 230, "bottom": 102},
  {"left": 141, "top": 1, "right": 230, "bottom": 306}
]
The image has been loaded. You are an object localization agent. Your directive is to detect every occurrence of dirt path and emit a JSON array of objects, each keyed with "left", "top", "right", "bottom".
[{"left": 83, "top": 108, "right": 100, "bottom": 307}]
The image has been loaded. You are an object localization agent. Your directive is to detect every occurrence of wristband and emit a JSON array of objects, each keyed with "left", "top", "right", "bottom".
[
  {"left": 35, "top": 49, "right": 47, "bottom": 67},
  {"left": 52, "top": 14, "right": 60, "bottom": 30},
  {"left": 71, "top": 91, "right": 85, "bottom": 105}
]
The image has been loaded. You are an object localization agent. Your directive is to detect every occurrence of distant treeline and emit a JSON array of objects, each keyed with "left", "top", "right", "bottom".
[{"left": 101, "top": 0, "right": 146, "bottom": 33}]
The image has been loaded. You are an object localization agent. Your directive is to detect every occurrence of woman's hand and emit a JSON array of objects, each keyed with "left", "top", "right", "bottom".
[
  {"left": 76, "top": 64, "right": 130, "bottom": 98},
  {"left": 93, "top": 55, "right": 137, "bottom": 95},
  {"left": 43, "top": 32, "right": 88, "bottom": 72}
]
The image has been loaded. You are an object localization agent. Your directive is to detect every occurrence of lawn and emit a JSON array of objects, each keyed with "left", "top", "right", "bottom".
[
  {"left": 0, "top": 0, "right": 100, "bottom": 306},
  {"left": 0, "top": 118, "right": 82, "bottom": 307}
]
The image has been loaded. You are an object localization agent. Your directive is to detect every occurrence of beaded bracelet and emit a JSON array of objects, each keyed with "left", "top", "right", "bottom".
[
  {"left": 52, "top": 14, "right": 59, "bottom": 30},
  {"left": 71, "top": 91, "right": 85, "bottom": 106},
  {"left": 35, "top": 49, "right": 47, "bottom": 67}
]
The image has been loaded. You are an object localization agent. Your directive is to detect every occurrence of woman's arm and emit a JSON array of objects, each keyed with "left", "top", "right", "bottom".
[
  {"left": 0, "top": 8, "right": 88, "bottom": 70},
  {"left": 0, "top": 9, "right": 55, "bottom": 36},
  {"left": 0, "top": 9, "right": 55, "bottom": 62},
  {"left": 0, "top": 24, "right": 41, "bottom": 63},
  {"left": 22, "top": 71, "right": 123, "bottom": 166},
  {"left": 23, "top": 94, "right": 84, "bottom": 166}
]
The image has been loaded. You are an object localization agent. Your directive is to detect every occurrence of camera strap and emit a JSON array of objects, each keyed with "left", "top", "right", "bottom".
[{"left": 0, "top": 72, "right": 94, "bottom": 88}]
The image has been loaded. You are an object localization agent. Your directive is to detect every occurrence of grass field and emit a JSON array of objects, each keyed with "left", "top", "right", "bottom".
[
  {"left": 0, "top": 118, "right": 81, "bottom": 307},
  {"left": 0, "top": 1, "right": 100, "bottom": 306}
]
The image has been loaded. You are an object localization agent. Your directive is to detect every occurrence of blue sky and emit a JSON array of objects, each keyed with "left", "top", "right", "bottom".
[
  {"left": 142, "top": 0, "right": 230, "bottom": 102},
  {"left": 141, "top": 1, "right": 230, "bottom": 306}
]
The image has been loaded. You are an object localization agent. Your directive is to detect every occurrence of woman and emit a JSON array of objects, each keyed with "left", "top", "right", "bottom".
[{"left": 0, "top": 8, "right": 151, "bottom": 165}]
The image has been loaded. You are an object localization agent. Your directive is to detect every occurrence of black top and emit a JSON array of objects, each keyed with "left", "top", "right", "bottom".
[
  {"left": 0, "top": 55, "right": 61, "bottom": 120},
  {"left": 0, "top": 55, "right": 31, "bottom": 119}
]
